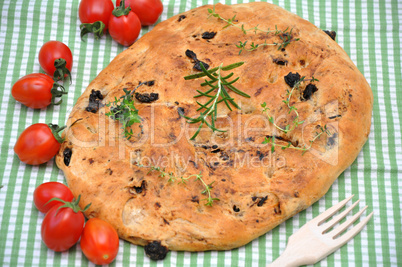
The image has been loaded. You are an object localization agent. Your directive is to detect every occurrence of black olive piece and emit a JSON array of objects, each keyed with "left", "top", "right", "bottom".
[
  {"left": 85, "top": 89, "right": 104, "bottom": 113},
  {"left": 302, "top": 84, "right": 318, "bottom": 100},
  {"left": 323, "top": 30, "right": 336, "bottom": 41},
  {"left": 133, "top": 180, "right": 147, "bottom": 194},
  {"left": 193, "top": 61, "right": 209, "bottom": 71},
  {"left": 143, "top": 80, "right": 155, "bottom": 86},
  {"left": 135, "top": 81, "right": 155, "bottom": 91},
  {"left": 63, "top": 148, "right": 72, "bottom": 166},
  {"left": 265, "top": 135, "right": 284, "bottom": 141},
  {"left": 109, "top": 106, "right": 123, "bottom": 120},
  {"left": 178, "top": 15, "right": 186, "bottom": 22},
  {"left": 245, "top": 137, "right": 254, "bottom": 142},
  {"left": 144, "top": 241, "right": 169, "bottom": 261},
  {"left": 233, "top": 205, "right": 240, "bottom": 212},
  {"left": 135, "top": 92, "right": 159, "bottom": 103},
  {"left": 327, "top": 132, "right": 338, "bottom": 147},
  {"left": 273, "top": 58, "right": 288, "bottom": 66},
  {"left": 220, "top": 152, "right": 229, "bottom": 161},
  {"left": 177, "top": 107, "right": 185, "bottom": 116},
  {"left": 185, "top": 49, "right": 210, "bottom": 71},
  {"left": 202, "top": 31, "right": 217, "bottom": 39},
  {"left": 328, "top": 114, "right": 342, "bottom": 119},
  {"left": 257, "top": 196, "right": 268, "bottom": 207},
  {"left": 191, "top": 196, "right": 199, "bottom": 203},
  {"left": 274, "top": 203, "right": 282, "bottom": 214},
  {"left": 275, "top": 135, "right": 284, "bottom": 141},
  {"left": 185, "top": 49, "right": 198, "bottom": 61},
  {"left": 284, "top": 72, "right": 301, "bottom": 88}
]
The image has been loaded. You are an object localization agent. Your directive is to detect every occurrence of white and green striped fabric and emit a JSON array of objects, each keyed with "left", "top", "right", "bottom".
[{"left": 0, "top": 0, "right": 401, "bottom": 266}]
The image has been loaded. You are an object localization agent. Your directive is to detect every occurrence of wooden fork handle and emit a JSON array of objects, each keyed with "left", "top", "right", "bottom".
[
  {"left": 268, "top": 244, "right": 312, "bottom": 267},
  {"left": 268, "top": 231, "right": 326, "bottom": 267}
]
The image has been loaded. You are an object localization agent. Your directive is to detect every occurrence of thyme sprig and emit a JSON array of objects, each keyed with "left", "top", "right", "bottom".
[
  {"left": 262, "top": 75, "right": 327, "bottom": 154},
  {"left": 106, "top": 88, "right": 141, "bottom": 140},
  {"left": 262, "top": 76, "right": 318, "bottom": 134},
  {"left": 207, "top": 6, "right": 299, "bottom": 53},
  {"left": 263, "top": 125, "right": 332, "bottom": 155},
  {"left": 196, "top": 176, "right": 219, "bottom": 207},
  {"left": 236, "top": 27, "right": 299, "bottom": 54},
  {"left": 208, "top": 5, "right": 269, "bottom": 35},
  {"left": 136, "top": 163, "right": 219, "bottom": 206},
  {"left": 183, "top": 61, "right": 250, "bottom": 140}
]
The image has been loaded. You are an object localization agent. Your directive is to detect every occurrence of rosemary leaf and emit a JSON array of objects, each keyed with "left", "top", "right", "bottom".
[{"left": 183, "top": 61, "right": 248, "bottom": 140}]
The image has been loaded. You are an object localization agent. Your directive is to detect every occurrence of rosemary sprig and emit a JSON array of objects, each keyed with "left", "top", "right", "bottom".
[
  {"left": 106, "top": 88, "right": 141, "bottom": 140},
  {"left": 136, "top": 163, "right": 219, "bottom": 206},
  {"left": 263, "top": 125, "right": 332, "bottom": 154},
  {"left": 262, "top": 76, "right": 318, "bottom": 134},
  {"left": 183, "top": 61, "right": 250, "bottom": 140},
  {"left": 208, "top": 6, "right": 299, "bottom": 53}
]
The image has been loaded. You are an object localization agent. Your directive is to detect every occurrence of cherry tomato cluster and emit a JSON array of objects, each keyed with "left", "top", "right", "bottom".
[
  {"left": 79, "top": 0, "right": 163, "bottom": 46},
  {"left": 13, "top": 41, "right": 74, "bottom": 165},
  {"left": 34, "top": 182, "right": 120, "bottom": 265},
  {"left": 12, "top": 0, "right": 164, "bottom": 263},
  {"left": 12, "top": 41, "right": 72, "bottom": 110}
]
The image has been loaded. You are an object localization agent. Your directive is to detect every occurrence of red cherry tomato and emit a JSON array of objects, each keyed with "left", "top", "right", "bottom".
[
  {"left": 41, "top": 202, "right": 85, "bottom": 252},
  {"left": 14, "top": 123, "right": 65, "bottom": 165},
  {"left": 38, "top": 41, "right": 73, "bottom": 81},
  {"left": 80, "top": 218, "right": 120, "bottom": 265},
  {"left": 79, "top": 0, "right": 114, "bottom": 39},
  {"left": 108, "top": 2, "right": 141, "bottom": 46},
  {"left": 34, "top": 182, "right": 74, "bottom": 213},
  {"left": 116, "top": 0, "right": 163, "bottom": 26},
  {"left": 11, "top": 73, "right": 67, "bottom": 109}
]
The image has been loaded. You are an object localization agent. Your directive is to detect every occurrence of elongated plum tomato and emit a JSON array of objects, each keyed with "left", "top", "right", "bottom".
[
  {"left": 116, "top": 0, "right": 163, "bottom": 26},
  {"left": 108, "top": 1, "right": 141, "bottom": 46},
  {"left": 80, "top": 218, "right": 120, "bottom": 265},
  {"left": 38, "top": 41, "right": 73, "bottom": 81},
  {"left": 79, "top": 0, "right": 114, "bottom": 39},
  {"left": 41, "top": 197, "right": 88, "bottom": 252},
  {"left": 14, "top": 123, "right": 65, "bottom": 165},
  {"left": 34, "top": 182, "right": 74, "bottom": 213},
  {"left": 11, "top": 73, "right": 67, "bottom": 109}
]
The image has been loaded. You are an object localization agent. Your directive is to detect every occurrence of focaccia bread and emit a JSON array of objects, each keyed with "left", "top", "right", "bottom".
[{"left": 55, "top": 2, "right": 372, "bottom": 253}]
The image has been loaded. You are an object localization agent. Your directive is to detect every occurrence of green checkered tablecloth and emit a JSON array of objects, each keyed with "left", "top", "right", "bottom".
[{"left": 0, "top": 0, "right": 401, "bottom": 266}]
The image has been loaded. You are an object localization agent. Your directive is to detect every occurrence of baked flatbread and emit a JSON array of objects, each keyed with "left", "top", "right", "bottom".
[{"left": 55, "top": 2, "right": 372, "bottom": 253}]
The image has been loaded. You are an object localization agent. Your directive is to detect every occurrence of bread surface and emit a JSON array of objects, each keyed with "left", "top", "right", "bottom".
[{"left": 56, "top": 2, "right": 372, "bottom": 251}]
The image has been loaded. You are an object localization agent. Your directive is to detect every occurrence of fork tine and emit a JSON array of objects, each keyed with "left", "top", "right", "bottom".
[
  {"left": 330, "top": 206, "right": 369, "bottom": 239},
  {"left": 313, "top": 195, "right": 354, "bottom": 225},
  {"left": 320, "top": 199, "right": 360, "bottom": 233},
  {"left": 333, "top": 211, "right": 373, "bottom": 246}
]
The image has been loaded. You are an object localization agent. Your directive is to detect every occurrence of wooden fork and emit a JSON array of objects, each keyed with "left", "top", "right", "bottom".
[{"left": 269, "top": 195, "right": 373, "bottom": 267}]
